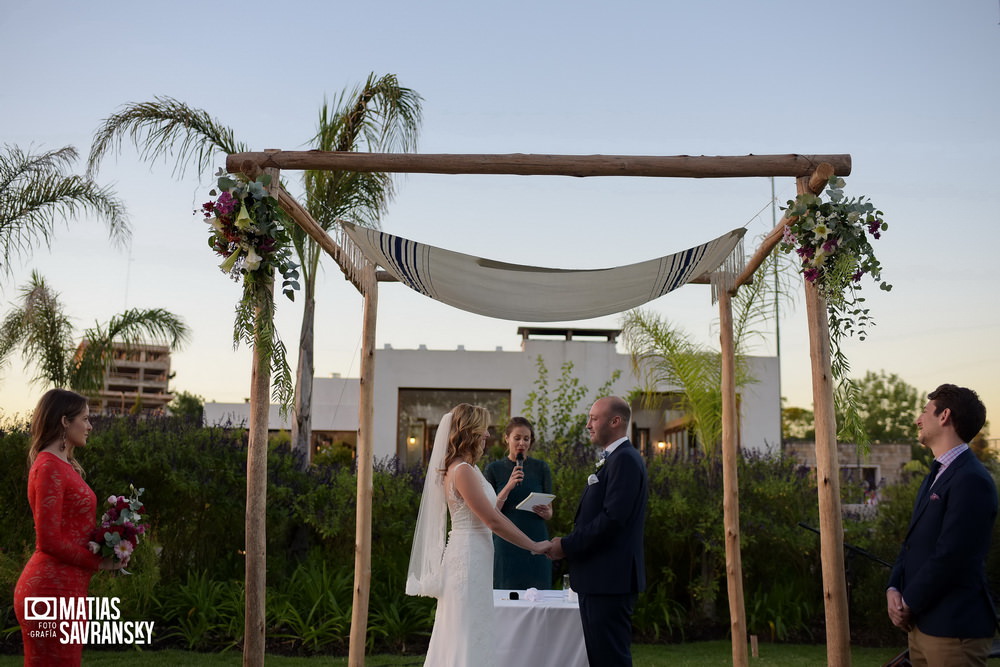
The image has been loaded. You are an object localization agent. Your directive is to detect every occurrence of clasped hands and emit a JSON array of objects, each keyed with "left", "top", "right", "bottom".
[
  {"left": 886, "top": 589, "right": 912, "bottom": 632},
  {"left": 532, "top": 536, "right": 565, "bottom": 560}
]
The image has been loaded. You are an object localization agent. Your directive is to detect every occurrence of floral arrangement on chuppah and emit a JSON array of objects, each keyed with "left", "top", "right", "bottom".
[
  {"left": 199, "top": 170, "right": 299, "bottom": 409},
  {"left": 779, "top": 176, "right": 891, "bottom": 445}
]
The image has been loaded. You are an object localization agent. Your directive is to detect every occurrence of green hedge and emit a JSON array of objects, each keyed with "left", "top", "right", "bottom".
[{"left": 2, "top": 415, "right": 998, "bottom": 654}]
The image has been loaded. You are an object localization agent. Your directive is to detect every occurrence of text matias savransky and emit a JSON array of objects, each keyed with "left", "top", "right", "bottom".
[{"left": 23, "top": 596, "right": 155, "bottom": 645}]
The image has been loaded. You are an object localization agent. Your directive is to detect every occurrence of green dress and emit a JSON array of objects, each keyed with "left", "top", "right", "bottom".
[{"left": 483, "top": 456, "right": 553, "bottom": 589}]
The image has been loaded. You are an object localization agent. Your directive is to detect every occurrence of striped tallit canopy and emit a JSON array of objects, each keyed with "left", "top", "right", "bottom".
[{"left": 340, "top": 222, "right": 746, "bottom": 322}]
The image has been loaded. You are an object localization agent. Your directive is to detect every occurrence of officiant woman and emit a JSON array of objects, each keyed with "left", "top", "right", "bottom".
[{"left": 485, "top": 417, "right": 553, "bottom": 589}]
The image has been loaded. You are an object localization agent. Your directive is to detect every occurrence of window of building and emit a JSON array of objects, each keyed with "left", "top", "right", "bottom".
[{"left": 397, "top": 388, "right": 511, "bottom": 468}]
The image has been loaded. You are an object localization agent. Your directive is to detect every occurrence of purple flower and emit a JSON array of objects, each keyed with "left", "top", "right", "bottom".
[
  {"left": 216, "top": 191, "right": 237, "bottom": 216},
  {"left": 852, "top": 270, "right": 864, "bottom": 282},
  {"left": 822, "top": 238, "right": 839, "bottom": 253},
  {"left": 796, "top": 245, "right": 815, "bottom": 259},
  {"left": 803, "top": 268, "right": 820, "bottom": 282}
]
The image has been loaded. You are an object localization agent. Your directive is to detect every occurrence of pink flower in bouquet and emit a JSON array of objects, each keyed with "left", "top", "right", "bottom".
[
  {"left": 113, "top": 541, "right": 134, "bottom": 560},
  {"left": 91, "top": 484, "right": 148, "bottom": 570}
]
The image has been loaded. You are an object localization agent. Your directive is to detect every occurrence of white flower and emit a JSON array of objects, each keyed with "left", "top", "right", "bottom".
[
  {"left": 88, "top": 541, "right": 101, "bottom": 554},
  {"left": 811, "top": 221, "right": 831, "bottom": 240},
  {"left": 595, "top": 458, "right": 605, "bottom": 470},
  {"left": 587, "top": 474, "right": 599, "bottom": 486},
  {"left": 244, "top": 247, "right": 263, "bottom": 271}
]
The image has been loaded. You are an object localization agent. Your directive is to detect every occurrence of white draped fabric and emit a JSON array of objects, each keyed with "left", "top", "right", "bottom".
[{"left": 340, "top": 221, "right": 746, "bottom": 321}]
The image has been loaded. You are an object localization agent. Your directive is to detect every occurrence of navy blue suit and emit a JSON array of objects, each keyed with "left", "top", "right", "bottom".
[
  {"left": 888, "top": 448, "right": 998, "bottom": 638},
  {"left": 562, "top": 440, "right": 648, "bottom": 665}
]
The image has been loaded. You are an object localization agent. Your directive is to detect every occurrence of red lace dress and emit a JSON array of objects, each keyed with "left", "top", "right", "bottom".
[{"left": 14, "top": 452, "right": 103, "bottom": 666}]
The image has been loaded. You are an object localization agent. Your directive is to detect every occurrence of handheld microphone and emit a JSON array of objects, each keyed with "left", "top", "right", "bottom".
[{"left": 515, "top": 452, "right": 524, "bottom": 486}]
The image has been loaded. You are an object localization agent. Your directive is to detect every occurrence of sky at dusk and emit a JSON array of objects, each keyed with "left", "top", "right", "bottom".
[{"left": 1, "top": 1, "right": 998, "bottom": 434}]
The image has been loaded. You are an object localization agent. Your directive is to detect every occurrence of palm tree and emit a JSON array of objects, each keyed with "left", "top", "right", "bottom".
[
  {"left": 622, "top": 248, "right": 797, "bottom": 458},
  {"left": 297, "top": 74, "right": 421, "bottom": 465},
  {"left": 0, "top": 271, "right": 189, "bottom": 394},
  {"left": 86, "top": 75, "right": 422, "bottom": 465},
  {"left": 0, "top": 144, "right": 129, "bottom": 277}
]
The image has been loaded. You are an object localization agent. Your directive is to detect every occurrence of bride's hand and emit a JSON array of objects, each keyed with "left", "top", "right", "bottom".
[{"left": 531, "top": 540, "right": 552, "bottom": 555}]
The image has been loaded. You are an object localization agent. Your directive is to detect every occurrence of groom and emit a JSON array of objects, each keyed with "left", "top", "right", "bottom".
[{"left": 546, "top": 396, "right": 648, "bottom": 666}]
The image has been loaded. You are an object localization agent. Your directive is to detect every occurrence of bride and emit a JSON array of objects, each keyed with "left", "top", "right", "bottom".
[{"left": 407, "top": 404, "right": 550, "bottom": 666}]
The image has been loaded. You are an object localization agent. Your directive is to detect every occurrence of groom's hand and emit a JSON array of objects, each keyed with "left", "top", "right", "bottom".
[{"left": 546, "top": 536, "right": 565, "bottom": 560}]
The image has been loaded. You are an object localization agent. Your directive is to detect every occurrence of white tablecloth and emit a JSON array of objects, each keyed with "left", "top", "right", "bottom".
[{"left": 493, "top": 589, "right": 588, "bottom": 667}]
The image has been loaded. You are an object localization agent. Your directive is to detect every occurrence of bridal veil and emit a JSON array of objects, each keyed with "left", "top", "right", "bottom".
[{"left": 405, "top": 411, "right": 452, "bottom": 598}]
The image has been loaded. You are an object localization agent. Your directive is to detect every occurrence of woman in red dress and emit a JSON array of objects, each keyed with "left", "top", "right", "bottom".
[{"left": 14, "top": 389, "right": 122, "bottom": 666}]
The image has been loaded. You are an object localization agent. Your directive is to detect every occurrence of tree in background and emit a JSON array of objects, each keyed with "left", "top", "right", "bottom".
[
  {"left": 296, "top": 74, "right": 421, "bottom": 467},
  {"left": 834, "top": 369, "right": 921, "bottom": 444},
  {"left": 521, "top": 355, "right": 620, "bottom": 464},
  {"left": 782, "top": 402, "right": 815, "bottom": 441},
  {"left": 86, "top": 75, "right": 422, "bottom": 467},
  {"left": 0, "top": 144, "right": 128, "bottom": 277},
  {"left": 168, "top": 390, "right": 205, "bottom": 423},
  {"left": 623, "top": 248, "right": 794, "bottom": 459},
  {"left": 0, "top": 271, "right": 188, "bottom": 394}
]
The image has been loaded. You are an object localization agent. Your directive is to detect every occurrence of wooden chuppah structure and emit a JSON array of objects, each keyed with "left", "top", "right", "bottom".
[{"left": 228, "top": 151, "right": 854, "bottom": 667}]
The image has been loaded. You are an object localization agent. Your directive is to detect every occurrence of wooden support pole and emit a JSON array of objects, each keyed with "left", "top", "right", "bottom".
[
  {"left": 800, "top": 174, "right": 851, "bottom": 666},
  {"left": 718, "top": 288, "right": 749, "bottom": 667},
  {"left": 227, "top": 151, "right": 851, "bottom": 180},
  {"left": 348, "top": 274, "right": 378, "bottom": 667},
  {"left": 243, "top": 162, "right": 279, "bottom": 667},
  {"left": 731, "top": 163, "right": 835, "bottom": 291}
]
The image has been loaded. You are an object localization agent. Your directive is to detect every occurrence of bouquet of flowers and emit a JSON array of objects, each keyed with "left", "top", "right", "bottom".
[{"left": 89, "top": 484, "right": 148, "bottom": 569}]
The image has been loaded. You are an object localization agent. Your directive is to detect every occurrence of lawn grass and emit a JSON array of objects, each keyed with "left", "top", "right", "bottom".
[{"left": 0, "top": 641, "right": 903, "bottom": 665}]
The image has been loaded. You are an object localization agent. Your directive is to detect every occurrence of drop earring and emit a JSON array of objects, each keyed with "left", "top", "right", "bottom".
[{"left": 60, "top": 428, "right": 67, "bottom": 452}]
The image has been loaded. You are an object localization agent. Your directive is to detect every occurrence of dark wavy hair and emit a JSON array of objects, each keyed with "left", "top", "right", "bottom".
[{"left": 29, "top": 388, "right": 89, "bottom": 476}]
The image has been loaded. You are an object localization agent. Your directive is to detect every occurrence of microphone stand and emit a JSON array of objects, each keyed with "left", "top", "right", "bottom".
[{"left": 798, "top": 523, "right": 909, "bottom": 666}]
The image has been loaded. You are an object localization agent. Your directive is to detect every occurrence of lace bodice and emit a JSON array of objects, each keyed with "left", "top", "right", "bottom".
[{"left": 446, "top": 461, "right": 495, "bottom": 532}]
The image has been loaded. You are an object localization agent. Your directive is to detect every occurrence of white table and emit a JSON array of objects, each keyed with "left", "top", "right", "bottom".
[{"left": 493, "top": 589, "right": 588, "bottom": 667}]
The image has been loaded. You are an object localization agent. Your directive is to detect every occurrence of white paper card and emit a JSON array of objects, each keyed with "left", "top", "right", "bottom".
[{"left": 515, "top": 492, "right": 555, "bottom": 511}]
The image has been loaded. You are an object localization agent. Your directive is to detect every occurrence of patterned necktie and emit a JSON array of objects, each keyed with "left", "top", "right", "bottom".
[
  {"left": 600, "top": 450, "right": 609, "bottom": 460},
  {"left": 920, "top": 460, "right": 943, "bottom": 503}
]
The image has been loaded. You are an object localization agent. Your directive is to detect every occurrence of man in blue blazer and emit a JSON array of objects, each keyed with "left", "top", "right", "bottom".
[
  {"left": 546, "top": 396, "right": 648, "bottom": 666},
  {"left": 887, "top": 384, "right": 997, "bottom": 665}
]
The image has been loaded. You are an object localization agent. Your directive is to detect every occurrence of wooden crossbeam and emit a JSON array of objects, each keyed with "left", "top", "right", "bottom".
[{"left": 228, "top": 151, "right": 851, "bottom": 179}]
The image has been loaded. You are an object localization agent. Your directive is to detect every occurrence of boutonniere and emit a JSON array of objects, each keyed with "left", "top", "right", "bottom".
[
  {"left": 587, "top": 474, "right": 599, "bottom": 486},
  {"left": 595, "top": 458, "right": 606, "bottom": 470}
]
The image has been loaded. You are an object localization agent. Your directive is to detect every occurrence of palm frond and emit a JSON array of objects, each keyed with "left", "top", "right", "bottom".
[
  {"left": 0, "top": 144, "right": 78, "bottom": 194},
  {"left": 0, "top": 271, "right": 76, "bottom": 388},
  {"left": 0, "top": 145, "right": 131, "bottom": 274},
  {"left": 72, "top": 307, "right": 189, "bottom": 393},
  {"left": 87, "top": 96, "right": 246, "bottom": 178},
  {"left": 297, "top": 73, "right": 422, "bottom": 282}
]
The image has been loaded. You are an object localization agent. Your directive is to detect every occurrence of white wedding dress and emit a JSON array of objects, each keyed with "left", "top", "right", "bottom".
[{"left": 424, "top": 461, "right": 497, "bottom": 667}]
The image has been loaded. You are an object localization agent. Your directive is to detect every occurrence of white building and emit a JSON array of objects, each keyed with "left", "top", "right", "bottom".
[{"left": 203, "top": 327, "right": 782, "bottom": 463}]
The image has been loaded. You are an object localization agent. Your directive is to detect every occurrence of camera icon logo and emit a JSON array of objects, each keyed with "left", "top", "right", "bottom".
[{"left": 24, "top": 597, "right": 58, "bottom": 621}]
